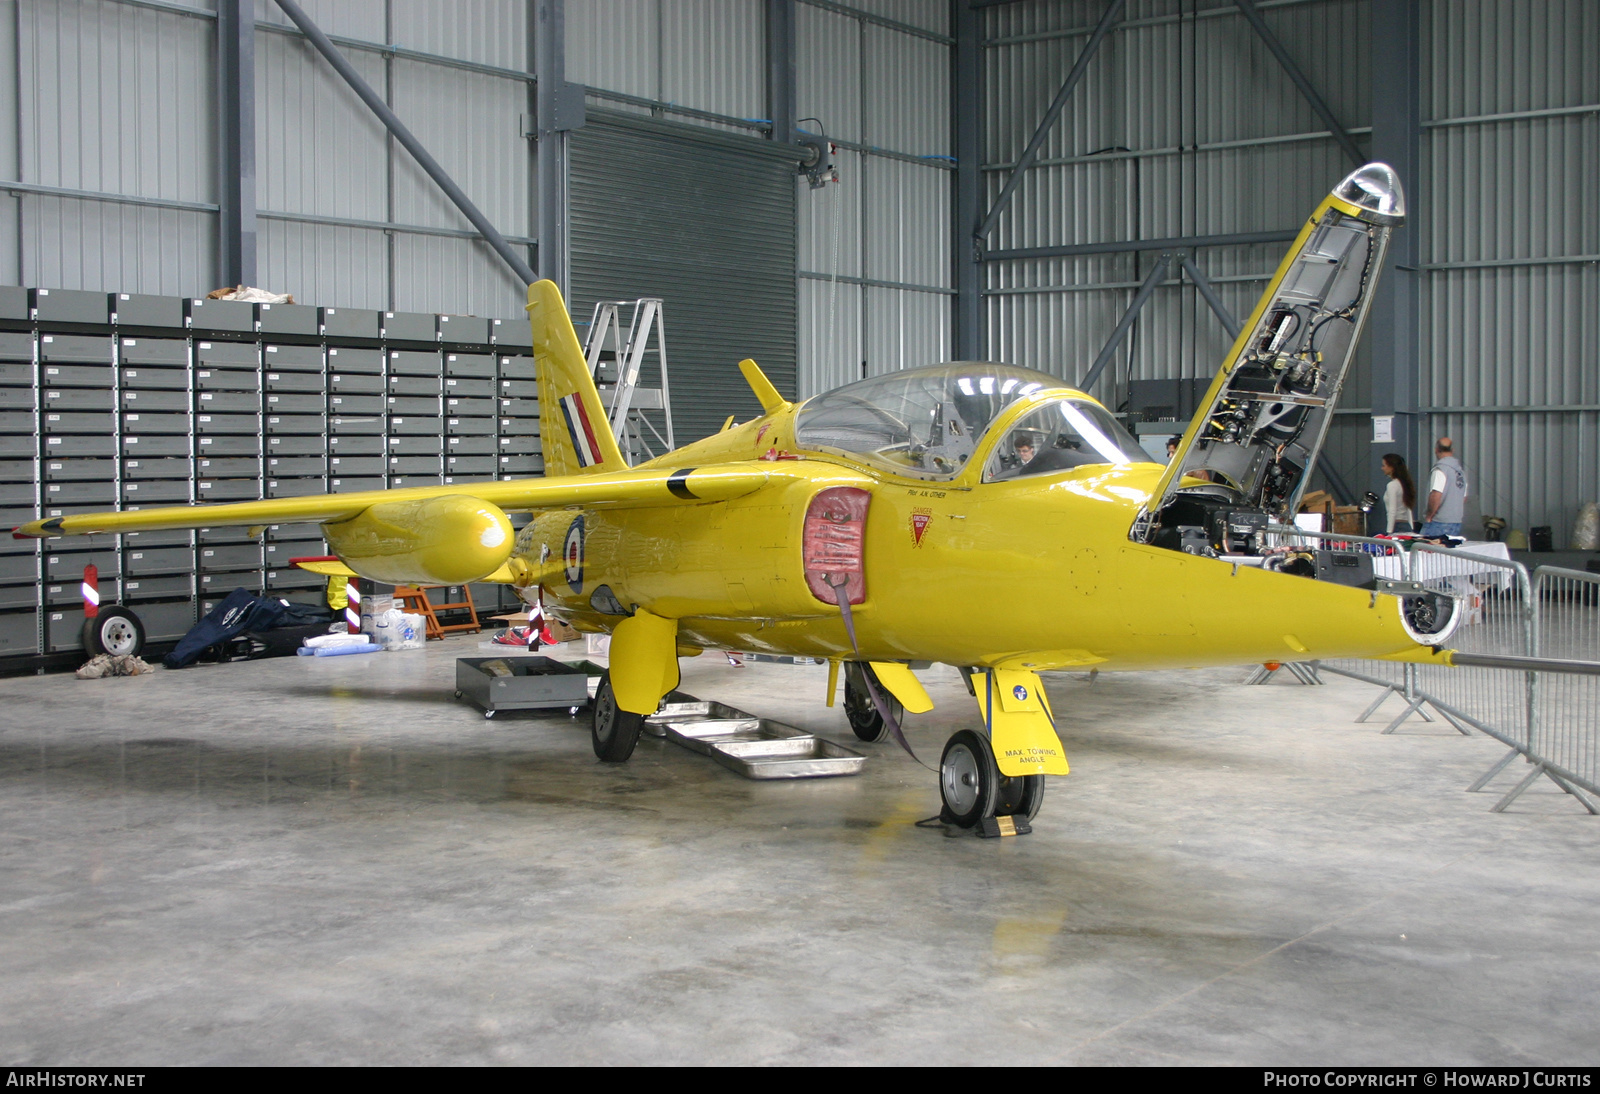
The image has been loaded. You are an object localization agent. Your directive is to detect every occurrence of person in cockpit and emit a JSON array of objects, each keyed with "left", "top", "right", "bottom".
[{"left": 1014, "top": 432, "right": 1037, "bottom": 466}]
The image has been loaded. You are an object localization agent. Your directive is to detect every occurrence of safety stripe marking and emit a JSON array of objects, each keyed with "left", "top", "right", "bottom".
[{"left": 666, "top": 468, "right": 697, "bottom": 500}]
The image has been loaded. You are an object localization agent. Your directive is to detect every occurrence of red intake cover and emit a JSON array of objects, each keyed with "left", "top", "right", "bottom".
[{"left": 803, "top": 487, "right": 869, "bottom": 606}]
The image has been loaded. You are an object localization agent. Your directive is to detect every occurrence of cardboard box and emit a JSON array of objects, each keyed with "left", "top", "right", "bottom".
[{"left": 1331, "top": 505, "right": 1365, "bottom": 535}]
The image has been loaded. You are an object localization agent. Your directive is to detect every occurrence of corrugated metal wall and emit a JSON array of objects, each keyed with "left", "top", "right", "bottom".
[
  {"left": 568, "top": 0, "right": 954, "bottom": 402},
  {"left": 0, "top": 0, "right": 533, "bottom": 322},
  {"left": 568, "top": 114, "right": 797, "bottom": 445},
  {"left": 1420, "top": 0, "right": 1599, "bottom": 543},
  {"left": 4, "top": 1, "right": 1591, "bottom": 537},
  {"left": 982, "top": 0, "right": 1597, "bottom": 541},
  {"left": 255, "top": 0, "right": 533, "bottom": 317},
  {"left": 983, "top": 0, "right": 1369, "bottom": 396},
  {"left": 795, "top": 4, "right": 952, "bottom": 395}
]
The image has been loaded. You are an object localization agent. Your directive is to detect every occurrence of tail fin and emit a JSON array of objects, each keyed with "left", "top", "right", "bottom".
[{"left": 527, "top": 280, "right": 628, "bottom": 478}]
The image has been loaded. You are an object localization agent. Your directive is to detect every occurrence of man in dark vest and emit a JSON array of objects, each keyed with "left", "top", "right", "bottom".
[{"left": 1421, "top": 436, "right": 1469, "bottom": 538}]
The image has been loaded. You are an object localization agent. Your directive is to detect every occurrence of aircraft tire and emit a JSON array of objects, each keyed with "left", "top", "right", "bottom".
[
  {"left": 592, "top": 670, "right": 644, "bottom": 763},
  {"left": 939, "top": 729, "right": 999, "bottom": 828},
  {"left": 81, "top": 606, "right": 145, "bottom": 659},
  {"left": 995, "top": 771, "right": 1045, "bottom": 821},
  {"left": 844, "top": 663, "right": 902, "bottom": 743}
]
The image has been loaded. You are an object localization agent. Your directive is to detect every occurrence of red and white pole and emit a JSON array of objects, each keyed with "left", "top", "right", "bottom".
[
  {"left": 345, "top": 578, "right": 361, "bottom": 634},
  {"left": 81, "top": 563, "right": 100, "bottom": 620}
]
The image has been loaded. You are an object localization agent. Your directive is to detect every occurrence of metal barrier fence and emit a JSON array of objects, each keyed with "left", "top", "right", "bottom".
[
  {"left": 1511, "top": 566, "right": 1600, "bottom": 810},
  {"left": 1406, "top": 540, "right": 1534, "bottom": 749},
  {"left": 1256, "top": 527, "right": 1598, "bottom": 814}
]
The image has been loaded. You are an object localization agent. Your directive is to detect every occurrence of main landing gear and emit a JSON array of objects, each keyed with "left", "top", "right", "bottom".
[
  {"left": 592, "top": 670, "right": 645, "bottom": 762},
  {"left": 843, "top": 662, "right": 903, "bottom": 743},
  {"left": 938, "top": 728, "right": 1045, "bottom": 829}
]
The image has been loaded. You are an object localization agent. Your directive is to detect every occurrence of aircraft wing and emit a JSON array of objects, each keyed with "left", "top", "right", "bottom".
[{"left": 13, "top": 464, "right": 774, "bottom": 539}]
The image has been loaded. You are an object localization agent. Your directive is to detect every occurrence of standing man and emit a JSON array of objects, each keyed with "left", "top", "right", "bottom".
[{"left": 1421, "top": 437, "right": 1469, "bottom": 538}]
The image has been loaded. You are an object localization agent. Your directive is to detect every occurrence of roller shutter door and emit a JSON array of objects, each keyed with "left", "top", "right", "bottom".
[{"left": 569, "top": 112, "right": 798, "bottom": 447}]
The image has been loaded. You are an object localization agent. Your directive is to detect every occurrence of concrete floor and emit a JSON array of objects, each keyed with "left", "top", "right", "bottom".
[{"left": 1, "top": 637, "right": 1597, "bottom": 1066}]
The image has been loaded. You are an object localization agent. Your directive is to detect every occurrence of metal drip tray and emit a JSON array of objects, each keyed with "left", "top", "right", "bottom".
[
  {"left": 647, "top": 693, "right": 866, "bottom": 779},
  {"left": 645, "top": 696, "right": 754, "bottom": 738},
  {"left": 665, "top": 719, "right": 803, "bottom": 753},
  {"left": 708, "top": 736, "right": 868, "bottom": 780},
  {"left": 668, "top": 718, "right": 766, "bottom": 740}
]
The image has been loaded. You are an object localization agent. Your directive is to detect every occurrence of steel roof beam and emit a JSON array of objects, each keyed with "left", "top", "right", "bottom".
[
  {"left": 953, "top": 0, "right": 984, "bottom": 359},
  {"left": 217, "top": 0, "right": 256, "bottom": 289},
  {"left": 272, "top": 0, "right": 538, "bottom": 287},
  {"left": 1179, "top": 254, "right": 1241, "bottom": 341},
  {"left": 1079, "top": 252, "right": 1169, "bottom": 394},
  {"left": 1233, "top": 0, "right": 1363, "bottom": 167},
  {"left": 974, "top": 0, "right": 1124, "bottom": 244},
  {"left": 985, "top": 228, "right": 1298, "bottom": 261}
]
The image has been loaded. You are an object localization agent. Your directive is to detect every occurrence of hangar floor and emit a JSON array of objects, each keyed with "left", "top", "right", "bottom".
[{"left": 1, "top": 637, "right": 1597, "bottom": 1066}]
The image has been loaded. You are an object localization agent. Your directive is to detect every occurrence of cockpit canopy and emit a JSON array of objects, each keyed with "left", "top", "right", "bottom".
[{"left": 793, "top": 363, "right": 1153, "bottom": 480}]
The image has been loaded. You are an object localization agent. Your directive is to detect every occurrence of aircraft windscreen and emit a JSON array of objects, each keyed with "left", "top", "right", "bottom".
[
  {"left": 984, "top": 399, "right": 1155, "bottom": 481},
  {"left": 794, "top": 363, "right": 1070, "bottom": 480}
]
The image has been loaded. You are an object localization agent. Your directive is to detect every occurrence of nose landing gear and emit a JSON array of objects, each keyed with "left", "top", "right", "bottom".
[{"left": 938, "top": 728, "right": 1045, "bottom": 830}]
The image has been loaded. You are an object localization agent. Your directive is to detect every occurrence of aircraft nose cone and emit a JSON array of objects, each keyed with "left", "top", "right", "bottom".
[{"left": 1334, "top": 162, "right": 1406, "bottom": 224}]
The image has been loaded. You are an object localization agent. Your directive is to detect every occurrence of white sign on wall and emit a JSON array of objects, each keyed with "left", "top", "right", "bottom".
[{"left": 1372, "top": 414, "right": 1395, "bottom": 443}]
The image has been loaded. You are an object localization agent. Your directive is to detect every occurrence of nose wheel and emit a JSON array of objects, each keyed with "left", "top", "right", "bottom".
[{"left": 938, "top": 729, "right": 1045, "bottom": 829}]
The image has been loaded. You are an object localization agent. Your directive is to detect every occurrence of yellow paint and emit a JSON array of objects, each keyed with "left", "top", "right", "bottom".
[
  {"left": 527, "top": 279, "right": 626, "bottom": 477},
  {"left": 825, "top": 659, "right": 839, "bottom": 707},
  {"left": 738, "top": 358, "right": 789, "bottom": 415},
  {"left": 608, "top": 610, "right": 680, "bottom": 715},
  {"left": 977, "top": 669, "right": 1070, "bottom": 777},
  {"left": 322, "top": 495, "right": 514, "bottom": 586},
  {"left": 13, "top": 169, "right": 1456, "bottom": 789},
  {"left": 296, "top": 558, "right": 357, "bottom": 578},
  {"left": 867, "top": 661, "right": 934, "bottom": 713}
]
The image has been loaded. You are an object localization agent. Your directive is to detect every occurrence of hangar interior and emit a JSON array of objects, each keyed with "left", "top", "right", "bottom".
[
  {"left": 0, "top": 0, "right": 1595, "bottom": 664},
  {"left": 1, "top": 0, "right": 1599, "bottom": 1068}
]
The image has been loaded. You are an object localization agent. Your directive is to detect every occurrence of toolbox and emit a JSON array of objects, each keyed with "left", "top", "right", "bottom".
[{"left": 454, "top": 656, "right": 601, "bottom": 718}]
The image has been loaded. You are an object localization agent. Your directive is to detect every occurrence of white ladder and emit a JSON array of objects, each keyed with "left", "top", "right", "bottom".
[{"left": 582, "top": 298, "right": 676, "bottom": 466}]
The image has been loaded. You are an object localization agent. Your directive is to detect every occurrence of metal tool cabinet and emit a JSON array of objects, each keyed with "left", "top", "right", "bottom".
[{"left": 0, "top": 287, "right": 537, "bottom": 664}]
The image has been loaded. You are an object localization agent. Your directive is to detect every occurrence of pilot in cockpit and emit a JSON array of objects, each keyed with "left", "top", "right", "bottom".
[{"left": 1013, "top": 432, "right": 1037, "bottom": 466}]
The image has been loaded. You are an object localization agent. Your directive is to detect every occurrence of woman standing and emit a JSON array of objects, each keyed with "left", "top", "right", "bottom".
[{"left": 1381, "top": 453, "right": 1416, "bottom": 533}]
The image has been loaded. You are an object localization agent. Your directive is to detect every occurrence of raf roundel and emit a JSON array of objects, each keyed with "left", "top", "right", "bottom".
[{"left": 563, "top": 516, "right": 585, "bottom": 594}]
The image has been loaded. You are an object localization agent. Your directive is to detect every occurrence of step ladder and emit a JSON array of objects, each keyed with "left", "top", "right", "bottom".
[
  {"left": 394, "top": 585, "right": 481, "bottom": 640},
  {"left": 581, "top": 298, "right": 676, "bottom": 465}
]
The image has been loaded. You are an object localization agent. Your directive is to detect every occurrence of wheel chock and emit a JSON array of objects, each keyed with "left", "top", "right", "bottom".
[{"left": 976, "top": 814, "right": 1032, "bottom": 839}]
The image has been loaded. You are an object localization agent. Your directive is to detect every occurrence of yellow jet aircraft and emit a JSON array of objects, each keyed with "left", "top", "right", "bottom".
[{"left": 15, "top": 163, "right": 1456, "bottom": 829}]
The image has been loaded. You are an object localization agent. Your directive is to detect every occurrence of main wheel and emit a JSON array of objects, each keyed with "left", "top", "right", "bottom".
[
  {"left": 591, "top": 670, "right": 645, "bottom": 763},
  {"left": 81, "top": 606, "right": 145, "bottom": 658},
  {"left": 844, "top": 663, "right": 903, "bottom": 743},
  {"left": 939, "top": 729, "right": 999, "bottom": 828}
]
